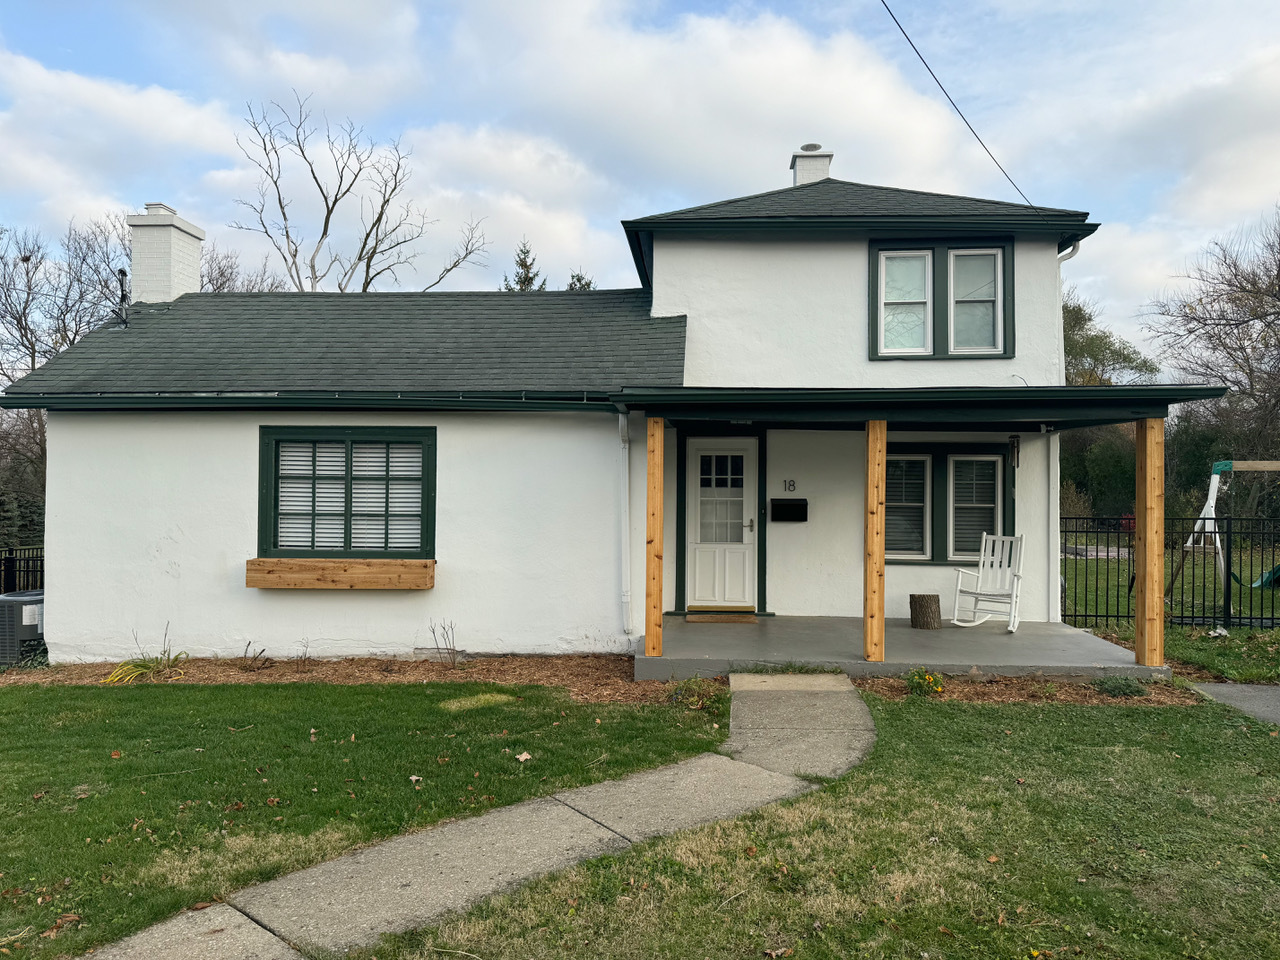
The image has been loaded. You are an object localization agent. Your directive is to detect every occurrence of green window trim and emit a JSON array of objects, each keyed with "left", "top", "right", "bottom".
[
  {"left": 884, "top": 443, "right": 1014, "bottom": 566},
  {"left": 257, "top": 426, "right": 437, "bottom": 560},
  {"left": 869, "top": 238, "right": 1015, "bottom": 361}
]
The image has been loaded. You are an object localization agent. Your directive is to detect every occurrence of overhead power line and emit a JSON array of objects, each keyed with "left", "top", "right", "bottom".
[{"left": 879, "top": 0, "right": 1045, "bottom": 219}]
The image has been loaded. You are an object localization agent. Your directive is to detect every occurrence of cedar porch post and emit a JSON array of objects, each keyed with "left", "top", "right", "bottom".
[
  {"left": 1134, "top": 417, "right": 1165, "bottom": 666},
  {"left": 864, "top": 420, "right": 887, "bottom": 661},
  {"left": 645, "top": 417, "right": 665, "bottom": 657}
]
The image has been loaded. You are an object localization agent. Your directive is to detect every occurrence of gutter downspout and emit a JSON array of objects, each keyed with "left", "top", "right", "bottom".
[
  {"left": 1058, "top": 241, "right": 1080, "bottom": 263},
  {"left": 619, "top": 413, "right": 633, "bottom": 635}
]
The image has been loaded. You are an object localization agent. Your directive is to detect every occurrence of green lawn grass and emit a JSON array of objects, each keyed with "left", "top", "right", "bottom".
[
  {"left": 0, "top": 680, "right": 726, "bottom": 957},
  {"left": 1165, "top": 626, "right": 1280, "bottom": 682},
  {"left": 351, "top": 697, "right": 1280, "bottom": 960},
  {"left": 1062, "top": 550, "right": 1280, "bottom": 627}
]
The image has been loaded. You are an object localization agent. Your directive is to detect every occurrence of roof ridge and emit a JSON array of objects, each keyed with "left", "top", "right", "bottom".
[{"left": 630, "top": 178, "right": 1087, "bottom": 222}]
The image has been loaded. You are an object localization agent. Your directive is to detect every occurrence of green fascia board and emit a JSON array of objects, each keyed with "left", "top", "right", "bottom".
[
  {"left": 0, "top": 391, "right": 621, "bottom": 413},
  {"left": 622, "top": 217, "right": 1099, "bottom": 284},
  {"left": 613, "top": 385, "right": 1226, "bottom": 430}
]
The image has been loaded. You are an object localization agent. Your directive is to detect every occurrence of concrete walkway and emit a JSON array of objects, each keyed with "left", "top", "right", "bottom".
[
  {"left": 92, "top": 674, "right": 874, "bottom": 959},
  {"left": 1195, "top": 683, "right": 1280, "bottom": 725}
]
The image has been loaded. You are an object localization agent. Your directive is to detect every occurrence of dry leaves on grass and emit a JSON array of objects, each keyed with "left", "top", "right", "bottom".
[
  {"left": 0, "top": 654, "right": 671, "bottom": 703},
  {"left": 853, "top": 676, "right": 1201, "bottom": 706}
]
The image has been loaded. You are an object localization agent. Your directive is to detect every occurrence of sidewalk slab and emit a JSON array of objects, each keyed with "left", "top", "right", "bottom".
[
  {"left": 729, "top": 674, "right": 854, "bottom": 692},
  {"left": 89, "top": 903, "right": 301, "bottom": 960},
  {"left": 555, "top": 752, "right": 811, "bottom": 842},
  {"left": 728, "top": 690, "right": 875, "bottom": 731},
  {"left": 1195, "top": 683, "right": 1280, "bottom": 725},
  {"left": 724, "top": 728, "right": 875, "bottom": 778},
  {"left": 723, "top": 672, "right": 877, "bottom": 777},
  {"left": 229, "top": 797, "right": 627, "bottom": 953}
]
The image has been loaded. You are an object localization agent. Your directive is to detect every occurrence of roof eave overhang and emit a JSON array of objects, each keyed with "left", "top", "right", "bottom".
[
  {"left": 611, "top": 385, "right": 1224, "bottom": 431},
  {"left": 622, "top": 217, "right": 1100, "bottom": 254},
  {"left": 0, "top": 390, "right": 623, "bottom": 413}
]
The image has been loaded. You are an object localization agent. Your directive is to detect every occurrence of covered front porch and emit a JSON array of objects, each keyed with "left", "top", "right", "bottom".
[
  {"left": 625, "top": 386, "right": 1224, "bottom": 679},
  {"left": 634, "top": 615, "right": 1166, "bottom": 680}
]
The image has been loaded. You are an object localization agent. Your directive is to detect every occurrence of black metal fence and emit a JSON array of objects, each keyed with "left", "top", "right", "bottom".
[
  {"left": 1062, "top": 516, "right": 1280, "bottom": 628},
  {"left": 0, "top": 545, "right": 43, "bottom": 593}
]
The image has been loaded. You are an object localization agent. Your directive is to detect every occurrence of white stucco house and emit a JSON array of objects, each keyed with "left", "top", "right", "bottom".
[{"left": 1, "top": 147, "right": 1219, "bottom": 676}]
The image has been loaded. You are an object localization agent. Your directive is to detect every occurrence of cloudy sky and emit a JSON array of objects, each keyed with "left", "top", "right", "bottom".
[{"left": 2, "top": 0, "right": 1279, "bottom": 351}]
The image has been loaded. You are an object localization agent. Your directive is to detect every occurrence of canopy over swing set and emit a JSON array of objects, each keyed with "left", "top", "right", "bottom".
[{"left": 1168, "top": 461, "right": 1280, "bottom": 610}]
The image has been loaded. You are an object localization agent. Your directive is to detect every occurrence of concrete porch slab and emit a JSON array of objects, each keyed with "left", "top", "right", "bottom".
[{"left": 635, "top": 616, "right": 1169, "bottom": 681}]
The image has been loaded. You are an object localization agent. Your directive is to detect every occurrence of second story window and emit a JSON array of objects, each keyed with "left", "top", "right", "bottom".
[{"left": 870, "top": 240, "right": 1013, "bottom": 360}]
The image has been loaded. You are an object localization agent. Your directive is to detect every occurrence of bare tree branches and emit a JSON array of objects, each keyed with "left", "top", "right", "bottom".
[
  {"left": 1147, "top": 205, "right": 1280, "bottom": 458},
  {"left": 200, "top": 243, "right": 290, "bottom": 293},
  {"left": 0, "top": 218, "right": 128, "bottom": 385},
  {"left": 231, "top": 94, "right": 487, "bottom": 292}
]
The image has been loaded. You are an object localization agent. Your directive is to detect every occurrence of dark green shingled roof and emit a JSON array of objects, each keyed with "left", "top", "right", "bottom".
[
  {"left": 629, "top": 178, "right": 1090, "bottom": 223},
  {"left": 620, "top": 178, "right": 1098, "bottom": 286},
  {"left": 2, "top": 289, "right": 685, "bottom": 401}
]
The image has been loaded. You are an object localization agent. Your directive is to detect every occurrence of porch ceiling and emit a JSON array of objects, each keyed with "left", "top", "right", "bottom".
[{"left": 614, "top": 384, "right": 1225, "bottom": 431}]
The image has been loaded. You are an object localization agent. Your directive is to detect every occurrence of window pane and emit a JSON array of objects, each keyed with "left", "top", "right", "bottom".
[
  {"left": 954, "top": 506, "right": 996, "bottom": 554},
  {"left": 953, "top": 459, "right": 997, "bottom": 505},
  {"left": 278, "top": 442, "right": 313, "bottom": 476},
  {"left": 314, "top": 516, "right": 344, "bottom": 549},
  {"left": 388, "top": 480, "right": 421, "bottom": 514},
  {"left": 352, "top": 480, "right": 386, "bottom": 513},
  {"left": 352, "top": 443, "right": 387, "bottom": 476},
  {"left": 351, "top": 516, "right": 386, "bottom": 549},
  {"left": 315, "top": 442, "right": 346, "bottom": 476},
  {"left": 884, "top": 254, "right": 927, "bottom": 301},
  {"left": 882, "top": 303, "right": 927, "bottom": 350},
  {"left": 278, "top": 477, "right": 312, "bottom": 513},
  {"left": 388, "top": 516, "right": 421, "bottom": 549},
  {"left": 315, "top": 478, "right": 345, "bottom": 513},
  {"left": 278, "top": 515, "right": 311, "bottom": 548},
  {"left": 953, "top": 301, "right": 997, "bottom": 349},
  {"left": 953, "top": 253, "right": 996, "bottom": 300},
  {"left": 886, "top": 459, "right": 926, "bottom": 503},
  {"left": 388, "top": 444, "right": 421, "bottom": 476},
  {"left": 886, "top": 505, "right": 926, "bottom": 554}
]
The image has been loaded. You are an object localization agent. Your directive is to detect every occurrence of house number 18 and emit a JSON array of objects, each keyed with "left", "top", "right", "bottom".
[{"left": 782, "top": 480, "right": 796, "bottom": 492}]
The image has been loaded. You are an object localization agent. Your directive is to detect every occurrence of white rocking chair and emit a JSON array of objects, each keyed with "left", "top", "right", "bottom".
[{"left": 951, "top": 533, "right": 1024, "bottom": 632}]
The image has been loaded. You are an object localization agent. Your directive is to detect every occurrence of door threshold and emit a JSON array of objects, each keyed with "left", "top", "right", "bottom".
[{"left": 686, "top": 613, "right": 759, "bottom": 624}]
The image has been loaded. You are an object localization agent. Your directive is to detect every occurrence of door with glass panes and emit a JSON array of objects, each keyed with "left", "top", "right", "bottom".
[{"left": 686, "top": 439, "right": 758, "bottom": 609}]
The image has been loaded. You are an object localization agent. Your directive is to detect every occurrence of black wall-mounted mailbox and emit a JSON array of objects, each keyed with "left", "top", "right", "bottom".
[{"left": 770, "top": 498, "right": 808, "bottom": 522}]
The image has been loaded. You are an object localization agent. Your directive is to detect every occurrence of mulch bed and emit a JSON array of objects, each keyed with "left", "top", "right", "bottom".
[
  {"left": 0, "top": 653, "right": 672, "bottom": 704},
  {"left": 852, "top": 675, "right": 1202, "bottom": 706},
  {"left": 1093, "top": 630, "right": 1221, "bottom": 682},
  {"left": 1, "top": 653, "right": 1202, "bottom": 706}
]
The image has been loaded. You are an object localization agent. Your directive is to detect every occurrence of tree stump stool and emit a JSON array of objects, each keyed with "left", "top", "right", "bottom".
[{"left": 909, "top": 593, "right": 942, "bottom": 630}]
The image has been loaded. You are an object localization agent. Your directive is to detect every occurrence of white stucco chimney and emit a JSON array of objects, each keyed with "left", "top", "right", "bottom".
[
  {"left": 125, "top": 203, "right": 205, "bottom": 303},
  {"left": 790, "top": 143, "right": 833, "bottom": 186}
]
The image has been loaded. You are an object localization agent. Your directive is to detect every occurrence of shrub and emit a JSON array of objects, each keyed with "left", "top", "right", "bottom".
[
  {"left": 1090, "top": 675, "right": 1148, "bottom": 698},
  {"left": 905, "top": 666, "right": 944, "bottom": 697}
]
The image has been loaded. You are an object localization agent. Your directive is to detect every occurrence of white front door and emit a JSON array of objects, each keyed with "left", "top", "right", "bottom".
[{"left": 687, "top": 438, "right": 758, "bottom": 609}]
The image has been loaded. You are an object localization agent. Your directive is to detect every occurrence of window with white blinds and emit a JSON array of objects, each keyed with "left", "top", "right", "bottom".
[
  {"left": 885, "top": 456, "right": 930, "bottom": 558},
  {"left": 948, "top": 456, "right": 1002, "bottom": 560},
  {"left": 261, "top": 428, "right": 435, "bottom": 557}
]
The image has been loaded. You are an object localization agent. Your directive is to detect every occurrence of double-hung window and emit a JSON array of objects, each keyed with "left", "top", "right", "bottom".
[
  {"left": 948, "top": 455, "right": 1001, "bottom": 560},
  {"left": 879, "top": 251, "right": 932, "bottom": 354},
  {"left": 258, "top": 427, "right": 436, "bottom": 559},
  {"left": 871, "top": 241, "right": 1012, "bottom": 359},
  {"left": 885, "top": 449, "right": 1007, "bottom": 563},
  {"left": 885, "top": 456, "right": 930, "bottom": 559}
]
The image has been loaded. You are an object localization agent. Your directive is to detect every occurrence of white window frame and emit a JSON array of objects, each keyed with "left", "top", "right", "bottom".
[
  {"left": 947, "top": 248, "right": 1003, "bottom": 355},
  {"left": 947, "top": 454, "right": 1003, "bottom": 561},
  {"left": 885, "top": 454, "right": 932, "bottom": 560},
  {"left": 878, "top": 250, "right": 933, "bottom": 356}
]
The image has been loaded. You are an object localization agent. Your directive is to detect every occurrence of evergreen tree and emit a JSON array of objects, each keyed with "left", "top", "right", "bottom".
[
  {"left": 500, "top": 238, "right": 546, "bottom": 292},
  {"left": 566, "top": 269, "right": 595, "bottom": 291}
]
